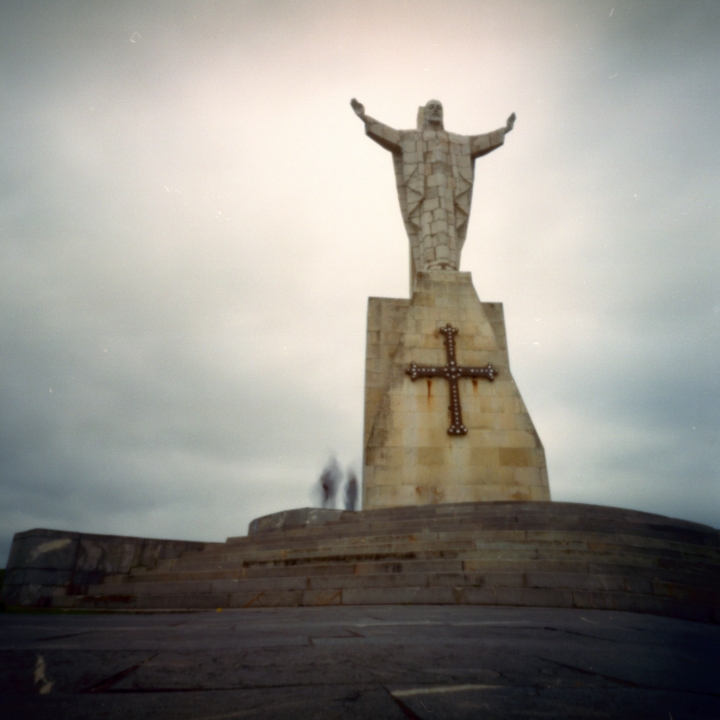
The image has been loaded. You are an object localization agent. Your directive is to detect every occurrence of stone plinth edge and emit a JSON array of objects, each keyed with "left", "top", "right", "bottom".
[{"left": 240, "top": 508, "right": 347, "bottom": 539}]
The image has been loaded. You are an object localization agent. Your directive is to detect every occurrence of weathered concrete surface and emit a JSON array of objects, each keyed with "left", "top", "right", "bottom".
[
  {"left": 1, "top": 529, "right": 218, "bottom": 608},
  {"left": 1, "top": 605, "right": 719, "bottom": 719}
]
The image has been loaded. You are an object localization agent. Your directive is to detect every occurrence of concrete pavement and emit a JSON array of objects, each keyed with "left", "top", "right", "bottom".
[{"left": 2, "top": 605, "right": 719, "bottom": 719}]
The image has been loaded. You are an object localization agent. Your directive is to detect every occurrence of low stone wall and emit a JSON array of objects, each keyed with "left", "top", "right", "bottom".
[
  {"left": 1, "top": 528, "right": 215, "bottom": 608},
  {"left": 246, "top": 508, "right": 345, "bottom": 536}
]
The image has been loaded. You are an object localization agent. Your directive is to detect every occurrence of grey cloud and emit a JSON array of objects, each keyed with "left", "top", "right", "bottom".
[{"left": 1, "top": 0, "right": 718, "bottom": 564}]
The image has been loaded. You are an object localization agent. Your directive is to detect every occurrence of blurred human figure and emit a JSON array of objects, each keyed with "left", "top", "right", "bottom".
[
  {"left": 318, "top": 455, "right": 342, "bottom": 509},
  {"left": 344, "top": 469, "right": 358, "bottom": 511}
]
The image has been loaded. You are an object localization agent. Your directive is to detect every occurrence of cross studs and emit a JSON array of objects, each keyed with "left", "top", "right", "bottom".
[{"left": 405, "top": 324, "right": 497, "bottom": 436}]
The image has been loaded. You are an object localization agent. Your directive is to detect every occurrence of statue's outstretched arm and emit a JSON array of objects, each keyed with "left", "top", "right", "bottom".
[
  {"left": 351, "top": 98, "right": 401, "bottom": 153},
  {"left": 469, "top": 112, "right": 516, "bottom": 159}
]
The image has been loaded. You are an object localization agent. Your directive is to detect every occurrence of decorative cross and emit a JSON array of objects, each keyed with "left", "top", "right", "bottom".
[{"left": 405, "top": 324, "right": 498, "bottom": 436}]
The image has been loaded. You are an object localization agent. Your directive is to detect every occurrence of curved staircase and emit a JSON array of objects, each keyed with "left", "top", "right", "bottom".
[{"left": 58, "top": 502, "right": 720, "bottom": 622}]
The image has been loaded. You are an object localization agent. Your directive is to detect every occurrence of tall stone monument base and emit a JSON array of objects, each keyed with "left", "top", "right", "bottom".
[{"left": 363, "top": 271, "right": 550, "bottom": 510}]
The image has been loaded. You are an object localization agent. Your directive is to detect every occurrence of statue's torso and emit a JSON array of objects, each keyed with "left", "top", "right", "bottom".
[{"left": 394, "top": 130, "right": 475, "bottom": 272}]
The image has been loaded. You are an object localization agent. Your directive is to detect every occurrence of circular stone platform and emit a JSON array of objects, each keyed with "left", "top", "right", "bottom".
[{"left": 54, "top": 502, "right": 719, "bottom": 623}]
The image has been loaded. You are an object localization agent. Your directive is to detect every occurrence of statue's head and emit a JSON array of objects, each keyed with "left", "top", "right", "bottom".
[{"left": 424, "top": 99, "right": 444, "bottom": 129}]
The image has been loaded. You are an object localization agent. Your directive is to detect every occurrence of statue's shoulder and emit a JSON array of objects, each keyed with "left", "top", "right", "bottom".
[
  {"left": 398, "top": 129, "right": 422, "bottom": 152},
  {"left": 398, "top": 129, "right": 421, "bottom": 140},
  {"left": 447, "top": 132, "right": 467, "bottom": 145}
]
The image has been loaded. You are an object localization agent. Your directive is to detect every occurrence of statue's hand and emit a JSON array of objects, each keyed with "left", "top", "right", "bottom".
[
  {"left": 351, "top": 98, "right": 366, "bottom": 119},
  {"left": 505, "top": 112, "right": 516, "bottom": 133}
]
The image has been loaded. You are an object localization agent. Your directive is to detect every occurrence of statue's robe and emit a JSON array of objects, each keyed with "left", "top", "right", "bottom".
[{"left": 363, "top": 117, "right": 506, "bottom": 286}]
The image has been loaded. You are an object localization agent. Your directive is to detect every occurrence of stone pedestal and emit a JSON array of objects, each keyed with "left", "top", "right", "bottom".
[{"left": 363, "top": 271, "right": 550, "bottom": 510}]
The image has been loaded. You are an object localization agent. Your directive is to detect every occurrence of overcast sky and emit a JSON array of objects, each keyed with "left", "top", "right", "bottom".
[{"left": 1, "top": 0, "right": 718, "bottom": 563}]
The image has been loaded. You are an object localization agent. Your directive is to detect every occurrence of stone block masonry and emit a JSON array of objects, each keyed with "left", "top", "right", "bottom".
[
  {"left": 363, "top": 270, "right": 550, "bottom": 510},
  {"left": 9, "top": 502, "right": 717, "bottom": 624},
  {"left": 0, "top": 528, "right": 217, "bottom": 608}
]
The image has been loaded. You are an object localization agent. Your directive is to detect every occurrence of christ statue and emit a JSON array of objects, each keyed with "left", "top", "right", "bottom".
[{"left": 351, "top": 98, "right": 515, "bottom": 287}]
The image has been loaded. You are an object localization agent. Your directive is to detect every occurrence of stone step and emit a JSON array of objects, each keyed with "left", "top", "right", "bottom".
[
  {"left": 129, "top": 552, "right": 719, "bottom": 592},
  {"left": 173, "top": 525, "right": 720, "bottom": 552},
  {"left": 106, "top": 558, "right": 720, "bottom": 591},
  {"left": 234, "top": 501, "right": 716, "bottom": 529},
  {"left": 151, "top": 537, "right": 720, "bottom": 575},
  {"left": 129, "top": 558, "right": 720, "bottom": 587},
  {"left": 60, "top": 584, "right": 719, "bottom": 623},
  {"left": 225, "top": 518, "right": 720, "bottom": 550},
  {"left": 176, "top": 526, "right": 720, "bottom": 560},
  {"left": 217, "top": 544, "right": 692, "bottom": 568},
  {"left": 85, "top": 571, "right": 720, "bottom": 603},
  {"left": 296, "top": 507, "right": 714, "bottom": 528},
  {"left": 352, "top": 501, "right": 707, "bottom": 525}
]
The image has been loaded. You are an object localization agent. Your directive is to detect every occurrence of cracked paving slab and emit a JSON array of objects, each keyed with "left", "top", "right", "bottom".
[{"left": 1, "top": 605, "right": 718, "bottom": 719}]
